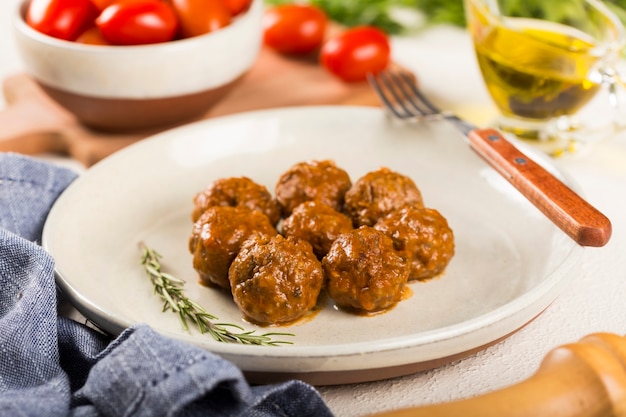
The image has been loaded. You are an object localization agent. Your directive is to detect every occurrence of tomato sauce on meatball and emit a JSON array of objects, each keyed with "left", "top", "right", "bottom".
[
  {"left": 281, "top": 200, "right": 353, "bottom": 259},
  {"left": 374, "top": 206, "right": 455, "bottom": 281},
  {"left": 344, "top": 167, "right": 424, "bottom": 227},
  {"left": 322, "top": 226, "right": 410, "bottom": 313},
  {"left": 229, "top": 234, "right": 324, "bottom": 325},
  {"left": 189, "top": 206, "right": 277, "bottom": 290},
  {"left": 191, "top": 176, "right": 281, "bottom": 225},
  {"left": 275, "top": 160, "right": 352, "bottom": 216}
]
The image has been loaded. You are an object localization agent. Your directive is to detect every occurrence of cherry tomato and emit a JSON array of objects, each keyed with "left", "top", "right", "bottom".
[
  {"left": 320, "top": 26, "right": 391, "bottom": 82},
  {"left": 26, "top": 0, "right": 98, "bottom": 41},
  {"left": 262, "top": 4, "right": 328, "bottom": 54},
  {"left": 222, "top": 0, "right": 251, "bottom": 17},
  {"left": 96, "top": 0, "right": 179, "bottom": 45},
  {"left": 170, "top": 0, "right": 232, "bottom": 38}
]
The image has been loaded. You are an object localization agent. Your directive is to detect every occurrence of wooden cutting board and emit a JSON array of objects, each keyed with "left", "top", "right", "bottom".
[{"left": 0, "top": 47, "right": 381, "bottom": 167}]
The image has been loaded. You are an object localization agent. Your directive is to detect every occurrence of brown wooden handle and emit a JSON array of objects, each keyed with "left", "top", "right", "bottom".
[
  {"left": 468, "top": 128, "right": 612, "bottom": 247},
  {"left": 369, "top": 332, "right": 626, "bottom": 417}
]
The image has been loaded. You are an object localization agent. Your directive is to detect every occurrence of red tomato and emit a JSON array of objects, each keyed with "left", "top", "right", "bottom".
[
  {"left": 96, "top": 0, "right": 179, "bottom": 45},
  {"left": 262, "top": 4, "right": 328, "bottom": 54},
  {"left": 320, "top": 26, "right": 391, "bottom": 82},
  {"left": 222, "top": 0, "right": 251, "bottom": 16},
  {"left": 26, "top": 0, "right": 98, "bottom": 41},
  {"left": 170, "top": 0, "right": 232, "bottom": 38}
]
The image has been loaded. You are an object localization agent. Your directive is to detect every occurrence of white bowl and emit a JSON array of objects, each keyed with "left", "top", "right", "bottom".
[{"left": 13, "top": 0, "right": 263, "bottom": 132}]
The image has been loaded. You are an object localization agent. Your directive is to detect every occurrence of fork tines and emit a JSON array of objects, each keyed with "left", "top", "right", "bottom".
[{"left": 367, "top": 68, "right": 445, "bottom": 122}]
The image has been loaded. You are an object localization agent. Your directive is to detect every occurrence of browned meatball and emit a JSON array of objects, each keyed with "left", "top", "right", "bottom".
[
  {"left": 322, "top": 227, "right": 409, "bottom": 312},
  {"left": 275, "top": 160, "right": 352, "bottom": 216},
  {"left": 374, "top": 206, "right": 455, "bottom": 281},
  {"left": 281, "top": 201, "right": 353, "bottom": 259},
  {"left": 229, "top": 234, "right": 324, "bottom": 325},
  {"left": 344, "top": 167, "right": 424, "bottom": 227},
  {"left": 191, "top": 177, "right": 281, "bottom": 225},
  {"left": 189, "top": 206, "right": 277, "bottom": 290}
]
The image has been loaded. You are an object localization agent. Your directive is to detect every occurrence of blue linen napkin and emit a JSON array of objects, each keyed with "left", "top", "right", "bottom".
[{"left": 0, "top": 152, "right": 334, "bottom": 417}]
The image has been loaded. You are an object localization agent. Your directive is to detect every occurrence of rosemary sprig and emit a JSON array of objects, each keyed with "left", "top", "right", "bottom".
[{"left": 139, "top": 242, "right": 294, "bottom": 346}]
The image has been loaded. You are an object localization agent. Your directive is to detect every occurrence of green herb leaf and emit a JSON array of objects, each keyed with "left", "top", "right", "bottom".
[
  {"left": 263, "top": 0, "right": 626, "bottom": 33},
  {"left": 264, "top": 0, "right": 427, "bottom": 34}
]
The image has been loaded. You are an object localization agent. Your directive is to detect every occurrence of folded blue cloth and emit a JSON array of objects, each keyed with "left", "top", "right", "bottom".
[{"left": 0, "top": 153, "right": 334, "bottom": 417}]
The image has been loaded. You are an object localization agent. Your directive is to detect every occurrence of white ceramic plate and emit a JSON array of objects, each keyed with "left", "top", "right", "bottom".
[{"left": 43, "top": 106, "right": 583, "bottom": 385}]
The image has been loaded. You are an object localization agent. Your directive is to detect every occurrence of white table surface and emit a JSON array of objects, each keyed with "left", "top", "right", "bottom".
[{"left": 2, "top": 1, "right": 625, "bottom": 416}]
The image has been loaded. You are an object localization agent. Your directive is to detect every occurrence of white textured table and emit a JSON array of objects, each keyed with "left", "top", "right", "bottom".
[{"left": 1, "top": 1, "right": 625, "bottom": 415}]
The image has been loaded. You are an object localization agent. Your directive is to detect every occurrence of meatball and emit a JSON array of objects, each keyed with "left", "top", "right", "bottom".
[
  {"left": 281, "top": 201, "right": 353, "bottom": 259},
  {"left": 275, "top": 160, "right": 352, "bottom": 216},
  {"left": 322, "top": 227, "right": 409, "bottom": 312},
  {"left": 229, "top": 234, "right": 324, "bottom": 325},
  {"left": 191, "top": 176, "right": 281, "bottom": 225},
  {"left": 189, "top": 206, "right": 277, "bottom": 290},
  {"left": 374, "top": 206, "right": 455, "bottom": 281},
  {"left": 344, "top": 167, "right": 424, "bottom": 227}
]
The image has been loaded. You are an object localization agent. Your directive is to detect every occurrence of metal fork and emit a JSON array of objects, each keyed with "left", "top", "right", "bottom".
[{"left": 367, "top": 68, "right": 612, "bottom": 248}]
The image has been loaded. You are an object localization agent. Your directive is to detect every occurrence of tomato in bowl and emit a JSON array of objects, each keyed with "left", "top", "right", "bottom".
[{"left": 14, "top": 0, "right": 262, "bottom": 132}]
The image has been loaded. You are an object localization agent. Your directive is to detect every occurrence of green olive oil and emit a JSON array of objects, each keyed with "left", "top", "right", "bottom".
[{"left": 471, "top": 15, "right": 602, "bottom": 120}]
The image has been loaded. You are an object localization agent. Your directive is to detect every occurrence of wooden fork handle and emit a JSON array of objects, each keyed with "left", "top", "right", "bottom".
[
  {"left": 369, "top": 332, "right": 626, "bottom": 417},
  {"left": 467, "top": 128, "right": 611, "bottom": 247}
]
